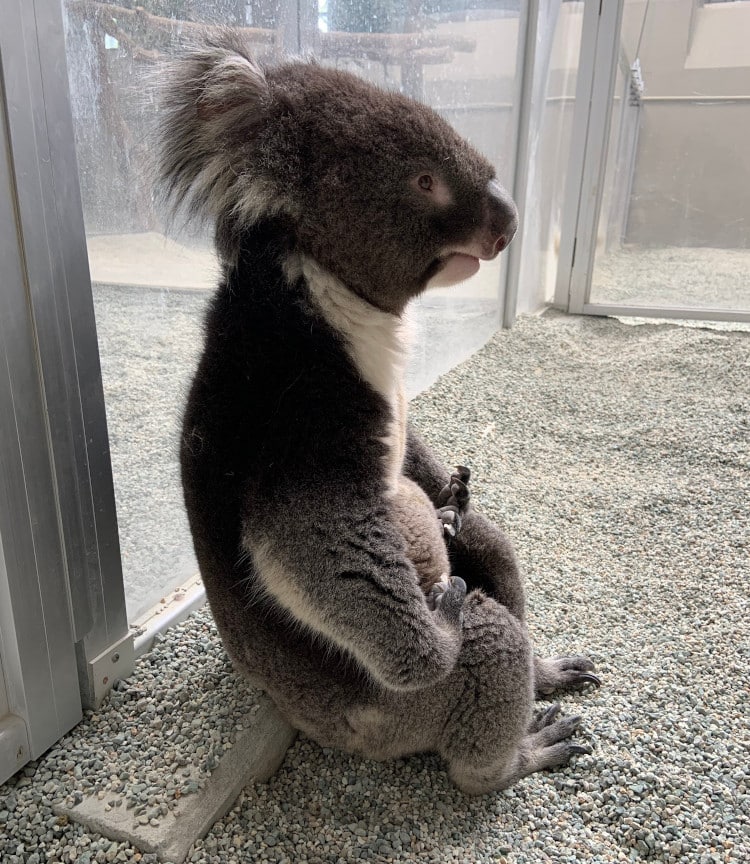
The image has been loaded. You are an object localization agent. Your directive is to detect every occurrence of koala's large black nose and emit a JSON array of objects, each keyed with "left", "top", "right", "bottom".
[{"left": 488, "top": 180, "right": 519, "bottom": 254}]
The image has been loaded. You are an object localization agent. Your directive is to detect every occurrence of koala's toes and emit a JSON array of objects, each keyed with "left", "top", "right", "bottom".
[
  {"left": 426, "top": 575, "right": 450, "bottom": 611},
  {"left": 448, "top": 478, "right": 470, "bottom": 510},
  {"left": 528, "top": 702, "right": 562, "bottom": 734},
  {"left": 513, "top": 710, "right": 592, "bottom": 783},
  {"left": 438, "top": 505, "right": 461, "bottom": 538},
  {"left": 433, "top": 576, "right": 466, "bottom": 628},
  {"left": 535, "top": 655, "right": 602, "bottom": 697},
  {"left": 532, "top": 714, "right": 582, "bottom": 748},
  {"left": 527, "top": 713, "right": 590, "bottom": 771},
  {"left": 454, "top": 465, "right": 471, "bottom": 485},
  {"left": 534, "top": 739, "right": 592, "bottom": 773},
  {"left": 557, "top": 655, "right": 597, "bottom": 674},
  {"left": 436, "top": 466, "right": 470, "bottom": 510}
]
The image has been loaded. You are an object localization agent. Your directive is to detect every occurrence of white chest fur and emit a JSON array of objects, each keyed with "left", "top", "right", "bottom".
[{"left": 290, "top": 254, "right": 410, "bottom": 494}]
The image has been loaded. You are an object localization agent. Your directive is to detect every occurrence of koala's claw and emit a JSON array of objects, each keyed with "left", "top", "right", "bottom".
[
  {"left": 534, "top": 655, "right": 602, "bottom": 698},
  {"left": 436, "top": 466, "right": 471, "bottom": 511},
  {"left": 521, "top": 708, "right": 591, "bottom": 776},
  {"left": 437, "top": 467, "right": 471, "bottom": 543},
  {"left": 576, "top": 672, "right": 603, "bottom": 689},
  {"left": 528, "top": 702, "right": 562, "bottom": 733},
  {"left": 438, "top": 505, "right": 461, "bottom": 539},
  {"left": 448, "top": 478, "right": 470, "bottom": 509},
  {"left": 427, "top": 578, "right": 449, "bottom": 611},
  {"left": 454, "top": 465, "right": 471, "bottom": 485}
]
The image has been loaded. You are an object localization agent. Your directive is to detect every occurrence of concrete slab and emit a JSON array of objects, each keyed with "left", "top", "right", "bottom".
[
  {"left": 86, "top": 232, "right": 218, "bottom": 291},
  {"left": 54, "top": 696, "right": 296, "bottom": 863}
]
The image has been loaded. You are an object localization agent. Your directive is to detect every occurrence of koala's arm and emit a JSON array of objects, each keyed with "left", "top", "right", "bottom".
[
  {"left": 403, "top": 425, "right": 526, "bottom": 620},
  {"left": 402, "top": 425, "right": 454, "bottom": 503},
  {"left": 247, "top": 489, "right": 465, "bottom": 692}
]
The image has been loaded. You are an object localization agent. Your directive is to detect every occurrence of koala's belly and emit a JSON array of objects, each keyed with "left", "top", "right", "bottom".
[{"left": 392, "top": 476, "right": 449, "bottom": 594}]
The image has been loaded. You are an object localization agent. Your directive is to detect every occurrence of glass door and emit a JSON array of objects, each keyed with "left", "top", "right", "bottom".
[
  {"left": 61, "top": 0, "right": 301, "bottom": 623},
  {"left": 560, "top": 0, "right": 750, "bottom": 323},
  {"left": 61, "top": 0, "right": 527, "bottom": 625}
]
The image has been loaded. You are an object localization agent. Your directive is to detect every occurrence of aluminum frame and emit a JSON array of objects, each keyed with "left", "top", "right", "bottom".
[
  {"left": 0, "top": 70, "right": 82, "bottom": 778},
  {"left": 0, "top": 0, "right": 133, "bottom": 759},
  {"left": 555, "top": 0, "right": 624, "bottom": 313},
  {"left": 503, "top": 0, "right": 539, "bottom": 329}
]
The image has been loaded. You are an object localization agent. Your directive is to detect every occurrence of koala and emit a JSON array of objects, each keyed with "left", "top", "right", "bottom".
[{"left": 157, "top": 34, "right": 600, "bottom": 794}]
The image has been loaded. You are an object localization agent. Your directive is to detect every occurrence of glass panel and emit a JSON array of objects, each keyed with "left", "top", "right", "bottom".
[
  {"left": 62, "top": 0, "right": 523, "bottom": 617},
  {"left": 310, "top": 0, "right": 522, "bottom": 393},
  {"left": 590, "top": 0, "right": 750, "bottom": 311},
  {"left": 516, "top": 0, "right": 584, "bottom": 314},
  {"left": 62, "top": 0, "right": 296, "bottom": 620}
]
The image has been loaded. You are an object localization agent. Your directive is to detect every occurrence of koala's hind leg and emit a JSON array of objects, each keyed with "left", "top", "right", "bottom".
[
  {"left": 429, "top": 592, "right": 588, "bottom": 795},
  {"left": 403, "top": 429, "right": 601, "bottom": 699},
  {"left": 451, "top": 511, "right": 601, "bottom": 699},
  {"left": 448, "top": 508, "right": 527, "bottom": 620}
]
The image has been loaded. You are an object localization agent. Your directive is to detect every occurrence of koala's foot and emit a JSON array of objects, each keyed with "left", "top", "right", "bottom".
[
  {"left": 519, "top": 702, "right": 590, "bottom": 775},
  {"left": 437, "top": 466, "right": 471, "bottom": 539},
  {"left": 448, "top": 703, "right": 589, "bottom": 795},
  {"left": 534, "top": 655, "right": 601, "bottom": 698}
]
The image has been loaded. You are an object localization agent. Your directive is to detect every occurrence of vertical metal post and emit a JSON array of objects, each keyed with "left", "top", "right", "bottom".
[
  {"left": 555, "top": 0, "right": 625, "bottom": 313},
  {"left": 1, "top": 0, "right": 133, "bottom": 712},
  {"left": 502, "top": 0, "right": 539, "bottom": 329},
  {"left": 0, "top": 77, "right": 82, "bottom": 767}
]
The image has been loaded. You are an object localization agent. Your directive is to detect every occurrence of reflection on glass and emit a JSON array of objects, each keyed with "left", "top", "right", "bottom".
[
  {"left": 516, "top": 0, "right": 583, "bottom": 314},
  {"left": 62, "top": 0, "right": 521, "bottom": 618},
  {"left": 312, "top": 1, "right": 521, "bottom": 391},
  {"left": 591, "top": 0, "right": 750, "bottom": 311},
  {"left": 62, "top": 0, "right": 292, "bottom": 620}
]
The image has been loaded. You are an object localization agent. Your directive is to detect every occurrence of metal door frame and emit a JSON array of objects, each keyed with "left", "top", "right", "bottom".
[
  {"left": 0, "top": 0, "right": 134, "bottom": 781},
  {"left": 555, "top": 0, "right": 750, "bottom": 324}
]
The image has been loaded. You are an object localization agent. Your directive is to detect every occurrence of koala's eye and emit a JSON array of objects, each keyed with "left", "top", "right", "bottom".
[{"left": 417, "top": 174, "right": 434, "bottom": 192}]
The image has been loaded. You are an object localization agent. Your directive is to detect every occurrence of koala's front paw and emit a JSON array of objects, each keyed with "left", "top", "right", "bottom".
[
  {"left": 429, "top": 575, "right": 466, "bottom": 628},
  {"left": 437, "top": 466, "right": 471, "bottom": 540},
  {"left": 425, "top": 573, "right": 450, "bottom": 611},
  {"left": 437, "top": 466, "right": 471, "bottom": 509},
  {"left": 437, "top": 505, "right": 461, "bottom": 539}
]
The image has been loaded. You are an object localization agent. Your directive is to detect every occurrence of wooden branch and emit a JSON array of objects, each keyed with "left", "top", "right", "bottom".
[
  {"left": 320, "top": 29, "right": 476, "bottom": 64},
  {"left": 66, "top": 2, "right": 278, "bottom": 46}
]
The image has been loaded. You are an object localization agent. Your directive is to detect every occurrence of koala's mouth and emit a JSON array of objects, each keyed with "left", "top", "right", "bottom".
[
  {"left": 425, "top": 234, "right": 508, "bottom": 289},
  {"left": 428, "top": 252, "right": 482, "bottom": 288}
]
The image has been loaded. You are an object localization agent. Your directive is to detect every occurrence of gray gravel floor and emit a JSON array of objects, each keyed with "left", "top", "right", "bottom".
[
  {"left": 591, "top": 246, "right": 750, "bottom": 310},
  {"left": 91, "top": 283, "right": 208, "bottom": 621},
  {"left": 1, "top": 311, "right": 748, "bottom": 863}
]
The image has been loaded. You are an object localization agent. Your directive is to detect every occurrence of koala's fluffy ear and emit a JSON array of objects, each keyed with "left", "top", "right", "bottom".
[{"left": 156, "top": 35, "right": 273, "bottom": 235}]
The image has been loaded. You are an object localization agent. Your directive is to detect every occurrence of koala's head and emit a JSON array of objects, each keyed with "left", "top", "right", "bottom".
[{"left": 158, "top": 34, "right": 518, "bottom": 314}]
